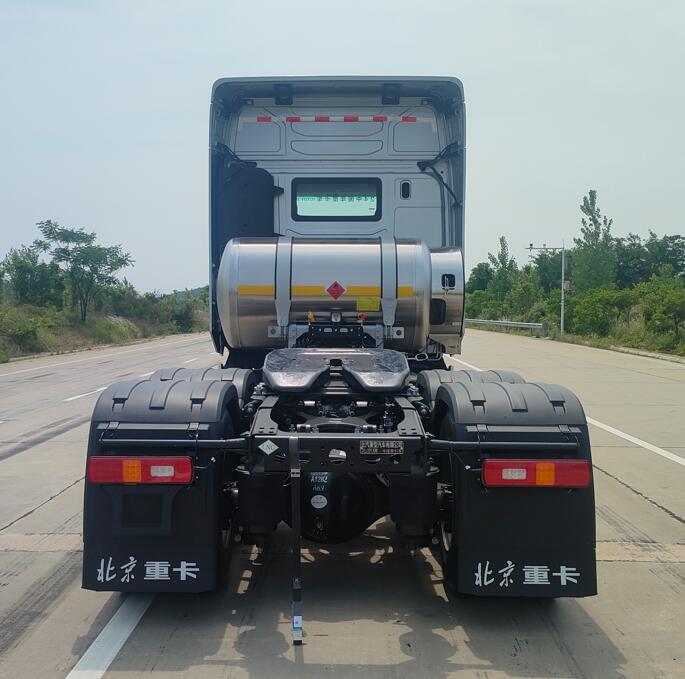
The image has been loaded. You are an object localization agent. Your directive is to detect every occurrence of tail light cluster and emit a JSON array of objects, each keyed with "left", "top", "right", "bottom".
[
  {"left": 87, "top": 456, "right": 193, "bottom": 484},
  {"left": 482, "top": 459, "right": 591, "bottom": 488}
]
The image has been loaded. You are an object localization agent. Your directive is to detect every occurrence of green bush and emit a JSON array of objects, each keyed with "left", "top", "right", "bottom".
[
  {"left": 464, "top": 289, "right": 491, "bottom": 319},
  {"left": 81, "top": 315, "right": 140, "bottom": 345},
  {"left": 0, "top": 305, "right": 43, "bottom": 352},
  {"left": 170, "top": 300, "right": 198, "bottom": 333},
  {"left": 635, "top": 268, "right": 685, "bottom": 336},
  {"left": 571, "top": 288, "right": 635, "bottom": 336},
  {"left": 503, "top": 268, "right": 544, "bottom": 321}
]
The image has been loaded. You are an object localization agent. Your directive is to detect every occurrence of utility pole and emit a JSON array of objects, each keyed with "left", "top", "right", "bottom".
[{"left": 527, "top": 242, "right": 567, "bottom": 334}]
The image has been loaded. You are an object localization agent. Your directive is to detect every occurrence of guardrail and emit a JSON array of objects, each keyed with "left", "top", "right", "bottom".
[{"left": 465, "top": 318, "right": 547, "bottom": 335}]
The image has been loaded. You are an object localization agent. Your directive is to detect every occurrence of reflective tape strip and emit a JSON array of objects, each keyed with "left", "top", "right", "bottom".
[
  {"left": 245, "top": 115, "right": 433, "bottom": 124},
  {"left": 291, "top": 285, "right": 383, "bottom": 297},
  {"left": 239, "top": 283, "right": 409, "bottom": 298},
  {"left": 291, "top": 285, "right": 325, "bottom": 296},
  {"left": 347, "top": 285, "right": 381, "bottom": 296},
  {"left": 237, "top": 285, "right": 275, "bottom": 296}
]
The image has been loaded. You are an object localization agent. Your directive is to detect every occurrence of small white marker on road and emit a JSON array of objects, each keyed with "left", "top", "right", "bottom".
[
  {"left": 139, "top": 371, "right": 154, "bottom": 378},
  {"left": 183, "top": 357, "right": 199, "bottom": 364},
  {"left": 63, "top": 387, "right": 107, "bottom": 403},
  {"left": 65, "top": 594, "right": 154, "bottom": 679}
]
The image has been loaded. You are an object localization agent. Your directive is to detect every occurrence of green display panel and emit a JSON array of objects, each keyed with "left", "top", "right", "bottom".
[{"left": 293, "top": 179, "right": 381, "bottom": 220}]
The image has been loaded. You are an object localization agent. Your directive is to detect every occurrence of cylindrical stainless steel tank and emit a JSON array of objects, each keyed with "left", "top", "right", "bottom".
[{"left": 216, "top": 237, "right": 463, "bottom": 353}]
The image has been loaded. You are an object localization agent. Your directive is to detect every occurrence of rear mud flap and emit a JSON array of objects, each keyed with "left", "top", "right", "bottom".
[
  {"left": 454, "top": 472, "right": 597, "bottom": 597},
  {"left": 82, "top": 378, "right": 241, "bottom": 593},
  {"left": 82, "top": 467, "right": 220, "bottom": 593}
]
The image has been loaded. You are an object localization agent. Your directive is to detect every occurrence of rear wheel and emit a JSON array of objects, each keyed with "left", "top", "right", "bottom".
[
  {"left": 433, "top": 413, "right": 460, "bottom": 589},
  {"left": 431, "top": 367, "right": 527, "bottom": 575},
  {"left": 216, "top": 513, "right": 238, "bottom": 589}
]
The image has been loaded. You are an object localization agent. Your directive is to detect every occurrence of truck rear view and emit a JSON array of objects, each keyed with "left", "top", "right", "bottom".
[{"left": 82, "top": 77, "right": 596, "bottom": 645}]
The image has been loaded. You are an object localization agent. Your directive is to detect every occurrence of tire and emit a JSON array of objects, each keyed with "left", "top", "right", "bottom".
[
  {"left": 433, "top": 412, "right": 460, "bottom": 591},
  {"left": 215, "top": 515, "right": 238, "bottom": 590}
]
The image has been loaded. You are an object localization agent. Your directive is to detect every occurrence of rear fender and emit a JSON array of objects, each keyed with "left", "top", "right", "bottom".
[
  {"left": 435, "top": 380, "right": 597, "bottom": 597},
  {"left": 82, "top": 378, "right": 239, "bottom": 593}
]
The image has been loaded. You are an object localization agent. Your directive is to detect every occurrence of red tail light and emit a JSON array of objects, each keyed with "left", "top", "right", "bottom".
[
  {"left": 482, "top": 459, "right": 591, "bottom": 488},
  {"left": 87, "top": 456, "right": 194, "bottom": 484}
]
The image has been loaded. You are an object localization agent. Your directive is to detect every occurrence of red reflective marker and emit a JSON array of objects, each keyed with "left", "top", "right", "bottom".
[
  {"left": 482, "top": 459, "right": 591, "bottom": 488},
  {"left": 87, "top": 456, "right": 194, "bottom": 484}
]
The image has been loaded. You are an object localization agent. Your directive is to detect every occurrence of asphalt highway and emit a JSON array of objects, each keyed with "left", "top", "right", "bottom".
[{"left": 0, "top": 330, "right": 682, "bottom": 678}]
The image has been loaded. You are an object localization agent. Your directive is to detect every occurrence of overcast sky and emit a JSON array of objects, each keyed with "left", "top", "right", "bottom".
[{"left": 1, "top": 1, "right": 683, "bottom": 292}]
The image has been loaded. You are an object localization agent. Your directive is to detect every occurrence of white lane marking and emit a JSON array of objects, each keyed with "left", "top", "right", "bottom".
[
  {"left": 139, "top": 371, "right": 154, "bottom": 378},
  {"left": 586, "top": 417, "right": 685, "bottom": 467},
  {"left": 0, "top": 336, "right": 204, "bottom": 378},
  {"left": 183, "top": 357, "right": 199, "bottom": 364},
  {"left": 65, "top": 594, "right": 154, "bottom": 679},
  {"left": 448, "top": 356, "right": 483, "bottom": 372},
  {"left": 445, "top": 355, "right": 684, "bottom": 467},
  {"left": 63, "top": 387, "right": 107, "bottom": 402}
]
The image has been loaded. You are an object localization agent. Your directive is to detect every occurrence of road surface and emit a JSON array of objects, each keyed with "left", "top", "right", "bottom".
[{"left": 0, "top": 330, "right": 682, "bottom": 678}]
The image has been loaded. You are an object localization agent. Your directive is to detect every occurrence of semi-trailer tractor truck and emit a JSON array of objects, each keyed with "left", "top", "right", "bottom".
[{"left": 82, "top": 77, "right": 597, "bottom": 645}]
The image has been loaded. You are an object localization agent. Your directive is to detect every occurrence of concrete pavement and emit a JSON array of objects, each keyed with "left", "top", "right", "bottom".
[{"left": 0, "top": 330, "right": 682, "bottom": 678}]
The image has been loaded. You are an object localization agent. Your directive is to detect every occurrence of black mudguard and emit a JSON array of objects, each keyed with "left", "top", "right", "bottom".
[
  {"left": 434, "top": 380, "right": 597, "bottom": 598},
  {"left": 417, "top": 368, "right": 525, "bottom": 410},
  {"left": 82, "top": 378, "right": 239, "bottom": 593}
]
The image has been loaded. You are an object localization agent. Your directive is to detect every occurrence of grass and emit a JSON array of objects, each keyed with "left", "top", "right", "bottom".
[
  {"left": 0, "top": 304, "right": 204, "bottom": 363},
  {"left": 467, "top": 322, "right": 685, "bottom": 358}
]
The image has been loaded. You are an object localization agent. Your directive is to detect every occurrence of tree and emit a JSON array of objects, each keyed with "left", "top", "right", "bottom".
[
  {"left": 615, "top": 233, "right": 650, "bottom": 289},
  {"left": 486, "top": 236, "right": 517, "bottom": 307},
  {"left": 572, "top": 190, "right": 617, "bottom": 293},
  {"left": 170, "top": 299, "right": 198, "bottom": 332},
  {"left": 34, "top": 220, "right": 132, "bottom": 322},
  {"left": 465, "top": 262, "right": 494, "bottom": 293},
  {"left": 532, "top": 249, "right": 570, "bottom": 293},
  {"left": 644, "top": 231, "right": 685, "bottom": 279},
  {"left": 635, "top": 266, "right": 685, "bottom": 337},
  {"left": 1, "top": 245, "right": 64, "bottom": 307},
  {"left": 504, "top": 266, "right": 544, "bottom": 320}
]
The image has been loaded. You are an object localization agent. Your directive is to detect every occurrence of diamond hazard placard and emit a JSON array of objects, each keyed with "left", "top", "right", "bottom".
[
  {"left": 326, "top": 281, "right": 346, "bottom": 300},
  {"left": 258, "top": 440, "right": 279, "bottom": 455}
]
